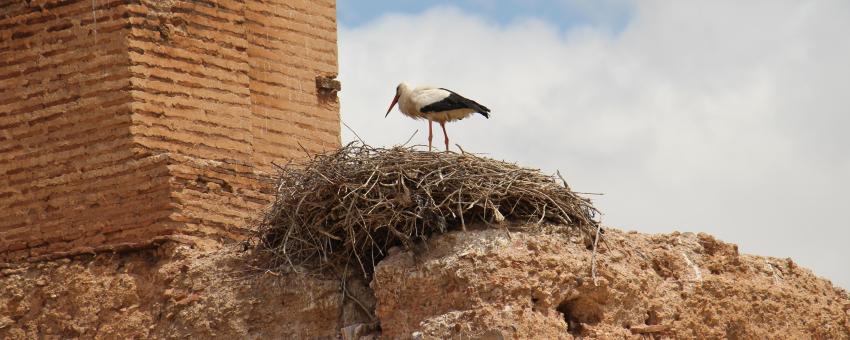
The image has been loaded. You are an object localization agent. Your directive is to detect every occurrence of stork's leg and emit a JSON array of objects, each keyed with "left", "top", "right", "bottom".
[
  {"left": 440, "top": 121, "right": 449, "bottom": 152},
  {"left": 428, "top": 120, "right": 433, "bottom": 151}
]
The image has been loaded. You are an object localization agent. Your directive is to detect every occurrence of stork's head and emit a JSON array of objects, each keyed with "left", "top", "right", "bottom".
[{"left": 385, "top": 83, "right": 408, "bottom": 117}]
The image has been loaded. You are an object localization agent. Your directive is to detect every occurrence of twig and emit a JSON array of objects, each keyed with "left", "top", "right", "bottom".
[
  {"left": 455, "top": 143, "right": 467, "bottom": 155},
  {"left": 342, "top": 277, "right": 375, "bottom": 322},
  {"left": 296, "top": 141, "right": 313, "bottom": 158},
  {"left": 556, "top": 170, "right": 570, "bottom": 190},
  {"left": 591, "top": 222, "right": 602, "bottom": 286},
  {"left": 342, "top": 120, "right": 367, "bottom": 144},
  {"left": 401, "top": 129, "right": 419, "bottom": 147}
]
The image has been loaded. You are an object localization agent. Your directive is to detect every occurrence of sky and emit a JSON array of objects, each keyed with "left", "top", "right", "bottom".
[{"left": 335, "top": 0, "right": 850, "bottom": 289}]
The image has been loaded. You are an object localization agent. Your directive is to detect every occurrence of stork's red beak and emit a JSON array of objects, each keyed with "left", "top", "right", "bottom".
[{"left": 385, "top": 94, "right": 400, "bottom": 117}]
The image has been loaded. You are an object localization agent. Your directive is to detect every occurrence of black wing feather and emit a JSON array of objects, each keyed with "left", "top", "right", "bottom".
[{"left": 420, "top": 88, "right": 490, "bottom": 118}]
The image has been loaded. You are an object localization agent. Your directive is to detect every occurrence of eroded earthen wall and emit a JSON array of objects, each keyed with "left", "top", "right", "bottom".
[{"left": 0, "top": 0, "right": 340, "bottom": 260}]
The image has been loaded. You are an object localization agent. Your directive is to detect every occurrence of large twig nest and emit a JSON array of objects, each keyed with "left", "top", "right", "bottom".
[{"left": 255, "top": 143, "right": 599, "bottom": 277}]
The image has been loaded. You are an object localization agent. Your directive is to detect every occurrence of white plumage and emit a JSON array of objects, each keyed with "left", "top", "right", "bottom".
[{"left": 386, "top": 82, "right": 490, "bottom": 151}]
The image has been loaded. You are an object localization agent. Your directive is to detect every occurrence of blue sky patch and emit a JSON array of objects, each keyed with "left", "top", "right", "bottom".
[{"left": 337, "top": 0, "right": 634, "bottom": 33}]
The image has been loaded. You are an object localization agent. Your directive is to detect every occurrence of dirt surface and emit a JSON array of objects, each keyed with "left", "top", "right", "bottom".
[
  {"left": 373, "top": 226, "right": 850, "bottom": 339},
  {"left": 2, "top": 226, "right": 848, "bottom": 339},
  {"left": 0, "top": 242, "right": 372, "bottom": 339}
]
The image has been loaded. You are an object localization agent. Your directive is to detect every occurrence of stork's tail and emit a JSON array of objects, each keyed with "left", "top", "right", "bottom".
[
  {"left": 464, "top": 99, "right": 490, "bottom": 118},
  {"left": 477, "top": 104, "right": 491, "bottom": 118}
]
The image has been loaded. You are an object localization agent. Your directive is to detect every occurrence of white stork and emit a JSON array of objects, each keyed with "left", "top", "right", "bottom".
[{"left": 385, "top": 82, "right": 490, "bottom": 151}]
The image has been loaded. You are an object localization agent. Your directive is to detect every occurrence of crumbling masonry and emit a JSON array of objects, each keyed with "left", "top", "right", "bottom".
[{"left": 0, "top": 0, "right": 341, "bottom": 261}]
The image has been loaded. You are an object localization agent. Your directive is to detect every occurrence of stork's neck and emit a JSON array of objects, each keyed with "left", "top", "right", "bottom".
[
  {"left": 398, "top": 83, "right": 412, "bottom": 97},
  {"left": 396, "top": 83, "right": 414, "bottom": 114}
]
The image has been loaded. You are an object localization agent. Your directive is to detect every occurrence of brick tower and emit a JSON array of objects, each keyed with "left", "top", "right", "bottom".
[{"left": 0, "top": 0, "right": 341, "bottom": 260}]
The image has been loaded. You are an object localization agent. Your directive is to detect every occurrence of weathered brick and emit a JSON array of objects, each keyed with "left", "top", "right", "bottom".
[{"left": 0, "top": 0, "right": 340, "bottom": 261}]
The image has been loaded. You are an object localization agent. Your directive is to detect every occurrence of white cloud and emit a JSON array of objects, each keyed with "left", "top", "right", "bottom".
[{"left": 338, "top": 2, "right": 850, "bottom": 288}]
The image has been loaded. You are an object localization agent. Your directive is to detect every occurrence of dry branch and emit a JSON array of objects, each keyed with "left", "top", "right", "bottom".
[{"left": 254, "top": 142, "right": 599, "bottom": 277}]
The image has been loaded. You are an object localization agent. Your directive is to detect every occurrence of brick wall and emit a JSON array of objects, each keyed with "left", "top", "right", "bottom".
[
  {"left": 246, "top": 0, "right": 340, "bottom": 171},
  {"left": 0, "top": 0, "right": 340, "bottom": 261}
]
